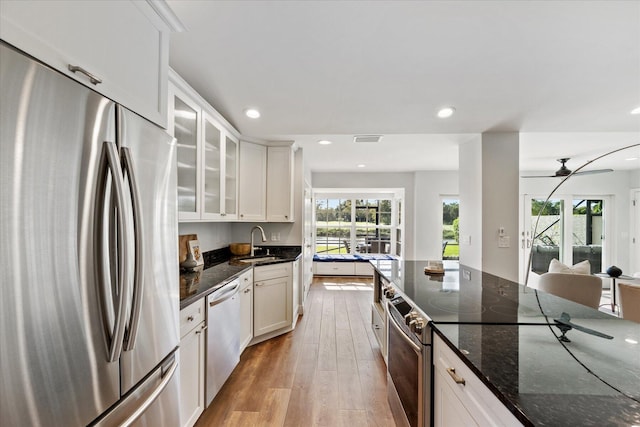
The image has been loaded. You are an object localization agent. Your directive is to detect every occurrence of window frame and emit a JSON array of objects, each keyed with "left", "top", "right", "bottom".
[{"left": 313, "top": 188, "right": 404, "bottom": 257}]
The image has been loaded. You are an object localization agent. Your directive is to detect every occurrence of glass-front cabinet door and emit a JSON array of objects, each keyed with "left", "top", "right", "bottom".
[
  {"left": 201, "top": 112, "right": 238, "bottom": 220},
  {"left": 170, "top": 77, "right": 239, "bottom": 222},
  {"left": 169, "top": 87, "right": 201, "bottom": 221},
  {"left": 202, "top": 115, "right": 222, "bottom": 218},
  {"left": 224, "top": 134, "right": 238, "bottom": 217}
]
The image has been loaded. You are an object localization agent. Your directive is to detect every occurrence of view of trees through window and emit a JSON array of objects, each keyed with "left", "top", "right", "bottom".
[
  {"left": 442, "top": 199, "right": 459, "bottom": 260},
  {"left": 315, "top": 196, "right": 399, "bottom": 255}
]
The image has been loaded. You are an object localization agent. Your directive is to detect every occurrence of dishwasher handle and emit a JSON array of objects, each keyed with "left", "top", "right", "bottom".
[{"left": 209, "top": 280, "right": 240, "bottom": 308}]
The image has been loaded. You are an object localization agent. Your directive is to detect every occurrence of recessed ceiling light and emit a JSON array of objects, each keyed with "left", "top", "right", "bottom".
[
  {"left": 318, "top": 140, "right": 332, "bottom": 145},
  {"left": 625, "top": 157, "right": 639, "bottom": 161},
  {"left": 245, "top": 108, "right": 260, "bottom": 119},
  {"left": 625, "top": 338, "right": 638, "bottom": 344},
  {"left": 357, "top": 164, "right": 366, "bottom": 168},
  {"left": 437, "top": 107, "right": 455, "bottom": 118},
  {"left": 631, "top": 107, "right": 640, "bottom": 115}
]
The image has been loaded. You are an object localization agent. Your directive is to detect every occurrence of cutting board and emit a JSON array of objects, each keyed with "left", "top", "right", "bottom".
[{"left": 178, "top": 234, "right": 198, "bottom": 263}]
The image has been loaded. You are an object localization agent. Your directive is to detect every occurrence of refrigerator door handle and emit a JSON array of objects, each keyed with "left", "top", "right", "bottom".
[
  {"left": 96, "top": 140, "right": 131, "bottom": 362},
  {"left": 121, "top": 146, "right": 144, "bottom": 351},
  {"left": 120, "top": 354, "right": 178, "bottom": 427}
]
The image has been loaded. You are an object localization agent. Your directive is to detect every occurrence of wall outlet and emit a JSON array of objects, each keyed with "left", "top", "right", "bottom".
[
  {"left": 498, "top": 236, "right": 510, "bottom": 248},
  {"left": 270, "top": 232, "right": 277, "bottom": 241},
  {"left": 462, "top": 269, "right": 471, "bottom": 280}
]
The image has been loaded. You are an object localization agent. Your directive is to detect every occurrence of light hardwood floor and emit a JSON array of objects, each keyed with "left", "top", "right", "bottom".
[{"left": 195, "top": 277, "right": 396, "bottom": 427}]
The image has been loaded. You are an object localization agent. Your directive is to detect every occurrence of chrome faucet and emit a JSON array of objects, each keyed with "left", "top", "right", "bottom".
[{"left": 250, "top": 225, "right": 267, "bottom": 256}]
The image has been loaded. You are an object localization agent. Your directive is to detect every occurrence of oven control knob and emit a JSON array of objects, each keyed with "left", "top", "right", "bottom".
[
  {"left": 405, "top": 311, "right": 418, "bottom": 325},
  {"left": 384, "top": 287, "right": 395, "bottom": 298},
  {"left": 411, "top": 318, "right": 426, "bottom": 334}
]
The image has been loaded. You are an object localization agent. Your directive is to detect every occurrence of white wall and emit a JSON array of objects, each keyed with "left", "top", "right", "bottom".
[
  {"left": 311, "top": 172, "right": 416, "bottom": 259},
  {"left": 458, "top": 137, "right": 483, "bottom": 270},
  {"left": 178, "top": 222, "right": 232, "bottom": 252},
  {"left": 413, "top": 171, "right": 459, "bottom": 259},
  {"left": 481, "top": 133, "right": 520, "bottom": 282}
]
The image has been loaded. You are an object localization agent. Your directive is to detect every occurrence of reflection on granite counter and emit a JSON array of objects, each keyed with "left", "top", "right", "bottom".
[
  {"left": 435, "top": 324, "right": 640, "bottom": 426},
  {"left": 372, "top": 259, "right": 640, "bottom": 426},
  {"left": 180, "top": 245, "right": 301, "bottom": 310}
]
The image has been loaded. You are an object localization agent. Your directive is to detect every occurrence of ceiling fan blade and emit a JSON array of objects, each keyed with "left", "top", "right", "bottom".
[
  {"left": 573, "top": 168, "right": 614, "bottom": 176},
  {"left": 521, "top": 174, "right": 557, "bottom": 178}
]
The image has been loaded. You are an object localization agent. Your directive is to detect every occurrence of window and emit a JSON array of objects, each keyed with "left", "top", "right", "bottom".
[
  {"left": 315, "top": 198, "right": 351, "bottom": 254},
  {"left": 442, "top": 198, "right": 459, "bottom": 260},
  {"left": 314, "top": 189, "right": 404, "bottom": 256},
  {"left": 524, "top": 195, "right": 610, "bottom": 275}
]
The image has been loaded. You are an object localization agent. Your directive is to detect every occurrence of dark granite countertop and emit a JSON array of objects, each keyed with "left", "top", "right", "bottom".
[
  {"left": 180, "top": 245, "right": 301, "bottom": 310},
  {"left": 373, "top": 259, "right": 640, "bottom": 426}
]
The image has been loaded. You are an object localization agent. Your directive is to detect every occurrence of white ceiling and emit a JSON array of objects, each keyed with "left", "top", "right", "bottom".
[{"left": 167, "top": 0, "right": 640, "bottom": 173}]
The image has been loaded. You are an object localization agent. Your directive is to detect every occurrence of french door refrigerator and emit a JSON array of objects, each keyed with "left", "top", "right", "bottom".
[{"left": 0, "top": 41, "right": 180, "bottom": 426}]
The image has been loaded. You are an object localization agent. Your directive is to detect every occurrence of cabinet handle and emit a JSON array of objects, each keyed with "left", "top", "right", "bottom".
[
  {"left": 68, "top": 64, "right": 102, "bottom": 85},
  {"left": 446, "top": 368, "right": 466, "bottom": 386},
  {"left": 187, "top": 315, "right": 194, "bottom": 322},
  {"left": 195, "top": 325, "right": 208, "bottom": 335},
  {"left": 244, "top": 289, "right": 251, "bottom": 293}
]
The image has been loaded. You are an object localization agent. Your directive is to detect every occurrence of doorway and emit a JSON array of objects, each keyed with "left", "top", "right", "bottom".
[
  {"left": 442, "top": 198, "right": 459, "bottom": 260},
  {"left": 523, "top": 195, "right": 611, "bottom": 277}
]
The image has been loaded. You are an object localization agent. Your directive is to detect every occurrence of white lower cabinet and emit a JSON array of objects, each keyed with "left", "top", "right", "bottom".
[
  {"left": 254, "top": 262, "right": 293, "bottom": 336},
  {"left": 179, "top": 300, "right": 206, "bottom": 427},
  {"left": 433, "top": 334, "right": 522, "bottom": 427},
  {"left": 239, "top": 269, "right": 254, "bottom": 351}
]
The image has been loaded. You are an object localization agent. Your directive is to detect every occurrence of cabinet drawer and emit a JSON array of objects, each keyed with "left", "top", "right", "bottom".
[
  {"left": 239, "top": 269, "right": 254, "bottom": 291},
  {"left": 355, "top": 262, "right": 374, "bottom": 276},
  {"left": 433, "top": 335, "right": 522, "bottom": 426},
  {"left": 180, "top": 299, "right": 205, "bottom": 338},
  {"left": 314, "top": 262, "right": 354, "bottom": 276},
  {"left": 254, "top": 262, "right": 291, "bottom": 282}
]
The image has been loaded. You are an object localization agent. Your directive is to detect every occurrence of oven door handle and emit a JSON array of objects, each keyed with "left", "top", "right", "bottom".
[{"left": 387, "top": 302, "right": 422, "bottom": 354}]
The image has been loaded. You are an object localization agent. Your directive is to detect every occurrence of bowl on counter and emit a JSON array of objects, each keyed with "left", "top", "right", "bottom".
[{"left": 229, "top": 243, "right": 251, "bottom": 256}]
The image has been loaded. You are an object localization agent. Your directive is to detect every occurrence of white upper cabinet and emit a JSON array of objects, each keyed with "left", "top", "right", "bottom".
[
  {"left": 170, "top": 85, "right": 201, "bottom": 220},
  {"left": 238, "top": 141, "right": 267, "bottom": 221},
  {"left": 0, "top": 0, "right": 181, "bottom": 128},
  {"left": 169, "top": 70, "right": 239, "bottom": 222},
  {"left": 267, "top": 146, "right": 295, "bottom": 222},
  {"left": 201, "top": 113, "right": 238, "bottom": 220}
]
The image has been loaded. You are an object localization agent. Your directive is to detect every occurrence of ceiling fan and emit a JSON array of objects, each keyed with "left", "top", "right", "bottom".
[{"left": 521, "top": 158, "right": 613, "bottom": 178}]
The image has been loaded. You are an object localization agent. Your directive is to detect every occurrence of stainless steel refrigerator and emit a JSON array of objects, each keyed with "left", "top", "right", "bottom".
[{"left": 0, "top": 41, "right": 180, "bottom": 426}]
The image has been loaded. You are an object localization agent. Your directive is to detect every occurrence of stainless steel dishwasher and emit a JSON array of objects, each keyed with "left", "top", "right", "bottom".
[{"left": 206, "top": 278, "right": 241, "bottom": 406}]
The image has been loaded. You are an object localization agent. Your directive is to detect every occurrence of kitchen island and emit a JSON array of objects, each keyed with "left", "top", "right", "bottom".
[{"left": 373, "top": 259, "right": 640, "bottom": 426}]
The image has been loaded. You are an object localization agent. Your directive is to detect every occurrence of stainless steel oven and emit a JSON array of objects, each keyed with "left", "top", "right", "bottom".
[{"left": 387, "top": 296, "right": 432, "bottom": 427}]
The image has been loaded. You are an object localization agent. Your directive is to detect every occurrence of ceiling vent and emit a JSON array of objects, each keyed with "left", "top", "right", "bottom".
[{"left": 353, "top": 135, "right": 383, "bottom": 143}]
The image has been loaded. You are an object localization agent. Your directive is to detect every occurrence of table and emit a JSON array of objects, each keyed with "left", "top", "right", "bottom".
[{"left": 595, "top": 273, "right": 635, "bottom": 314}]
